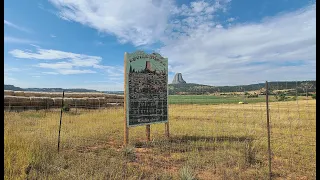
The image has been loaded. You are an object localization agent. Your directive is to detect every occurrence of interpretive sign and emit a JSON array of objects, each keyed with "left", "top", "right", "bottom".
[{"left": 124, "top": 51, "right": 168, "bottom": 127}]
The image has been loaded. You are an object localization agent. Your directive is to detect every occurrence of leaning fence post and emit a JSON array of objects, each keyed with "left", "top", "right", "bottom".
[
  {"left": 265, "top": 81, "right": 272, "bottom": 179},
  {"left": 57, "top": 91, "right": 65, "bottom": 153}
]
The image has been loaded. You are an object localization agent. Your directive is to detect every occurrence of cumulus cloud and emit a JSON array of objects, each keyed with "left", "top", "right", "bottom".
[
  {"left": 160, "top": 3, "right": 316, "bottom": 85},
  {"left": 49, "top": 0, "right": 176, "bottom": 46},
  {"left": 44, "top": 1, "right": 316, "bottom": 86},
  {"left": 48, "top": 0, "right": 231, "bottom": 45}
]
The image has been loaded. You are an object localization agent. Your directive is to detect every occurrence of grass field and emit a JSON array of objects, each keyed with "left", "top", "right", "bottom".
[
  {"left": 4, "top": 99, "right": 316, "bottom": 179},
  {"left": 167, "top": 95, "right": 304, "bottom": 104}
]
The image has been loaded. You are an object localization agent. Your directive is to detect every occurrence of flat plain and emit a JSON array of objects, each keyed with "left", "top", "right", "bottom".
[{"left": 4, "top": 96, "right": 316, "bottom": 180}]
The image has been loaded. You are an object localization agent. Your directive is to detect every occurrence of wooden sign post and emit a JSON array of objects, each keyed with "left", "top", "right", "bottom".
[{"left": 124, "top": 51, "right": 169, "bottom": 145}]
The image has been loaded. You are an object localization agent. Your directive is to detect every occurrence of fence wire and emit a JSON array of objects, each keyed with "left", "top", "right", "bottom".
[{"left": 4, "top": 82, "right": 316, "bottom": 179}]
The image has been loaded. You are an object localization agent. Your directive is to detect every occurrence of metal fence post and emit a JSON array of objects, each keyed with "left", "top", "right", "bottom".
[
  {"left": 57, "top": 91, "right": 65, "bottom": 153},
  {"left": 266, "top": 81, "right": 272, "bottom": 179}
]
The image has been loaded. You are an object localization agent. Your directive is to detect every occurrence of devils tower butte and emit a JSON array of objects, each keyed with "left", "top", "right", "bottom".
[{"left": 172, "top": 73, "right": 186, "bottom": 84}]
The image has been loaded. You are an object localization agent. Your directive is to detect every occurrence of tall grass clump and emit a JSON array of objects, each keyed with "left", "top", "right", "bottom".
[{"left": 179, "top": 165, "right": 197, "bottom": 180}]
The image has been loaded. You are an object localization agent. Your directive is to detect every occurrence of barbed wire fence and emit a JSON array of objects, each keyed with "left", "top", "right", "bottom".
[
  {"left": 267, "top": 81, "right": 316, "bottom": 179},
  {"left": 4, "top": 81, "right": 316, "bottom": 179}
]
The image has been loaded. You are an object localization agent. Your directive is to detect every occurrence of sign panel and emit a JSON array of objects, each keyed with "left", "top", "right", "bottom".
[{"left": 125, "top": 51, "right": 168, "bottom": 127}]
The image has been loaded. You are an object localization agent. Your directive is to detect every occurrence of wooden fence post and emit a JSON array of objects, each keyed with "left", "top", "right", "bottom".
[
  {"left": 165, "top": 122, "right": 170, "bottom": 138},
  {"left": 124, "top": 52, "right": 129, "bottom": 146},
  {"left": 146, "top": 125, "right": 151, "bottom": 141}
]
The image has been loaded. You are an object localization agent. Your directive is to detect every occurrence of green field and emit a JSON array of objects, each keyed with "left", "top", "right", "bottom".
[{"left": 168, "top": 95, "right": 293, "bottom": 104}]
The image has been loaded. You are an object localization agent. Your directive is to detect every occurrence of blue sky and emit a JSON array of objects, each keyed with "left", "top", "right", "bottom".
[{"left": 4, "top": 0, "right": 316, "bottom": 91}]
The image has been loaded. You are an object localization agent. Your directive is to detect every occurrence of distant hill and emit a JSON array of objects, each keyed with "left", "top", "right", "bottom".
[
  {"left": 103, "top": 91, "right": 124, "bottom": 95},
  {"left": 168, "top": 80, "right": 316, "bottom": 95},
  {"left": 4, "top": 85, "right": 24, "bottom": 91},
  {"left": 4, "top": 84, "right": 99, "bottom": 93},
  {"left": 5, "top": 80, "right": 316, "bottom": 95}
]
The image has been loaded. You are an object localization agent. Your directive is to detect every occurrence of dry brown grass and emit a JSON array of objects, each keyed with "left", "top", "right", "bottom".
[{"left": 4, "top": 100, "right": 316, "bottom": 179}]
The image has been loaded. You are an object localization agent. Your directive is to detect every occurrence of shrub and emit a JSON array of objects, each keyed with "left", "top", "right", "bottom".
[
  {"left": 62, "top": 104, "right": 70, "bottom": 112},
  {"left": 312, "top": 94, "right": 316, "bottom": 99},
  {"left": 247, "top": 94, "right": 258, "bottom": 98},
  {"left": 122, "top": 146, "right": 136, "bottom": 162},
  {"left": 275, "top": 92, "right": 287, "bottom": 101},
  {"left": 278, "top": 93, "right": 287, "bottom": 101}
]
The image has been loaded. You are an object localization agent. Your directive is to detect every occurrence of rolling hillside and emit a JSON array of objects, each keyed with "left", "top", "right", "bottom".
[
  {"left": 5, "top": 80, "right": 316, "bottom": 95},
  {"left": 168, "top": 80, "right": 316, "bottom": 95},
  {"left": 4, "top": 84, "right": 99, "bottom": 93}
]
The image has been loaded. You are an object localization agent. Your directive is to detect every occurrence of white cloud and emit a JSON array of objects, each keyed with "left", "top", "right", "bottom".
[
  {"left": 50, "top": 34, "right": 57, "bottom": 38},
  {"left": 226, "top": 17, "right": 235, "bottom": 22},
  {"left": 30, "top": 44, "right": 41, "bottom": 48},
  {"left": 35, "top": 69, "right": 96, "bottom": 75},
  {"left": 37, "top": 62, "right": 74, "bottom": 69},
  {"left": 58, "top": 69, "right": 96, "bottom": 75},
  {"left": 4, "top": 36, "right": 37, "bottom": 44},
  {"left": 50, "top": 0, "right": 196, "bottom": 46},
  {"left": 9, "top": 47, "right": 124, "bottom": 77},
  {"left": 9, "top": 47, "right": 103, "bottom": 75},
  {"left": 48, "top": 0, "right": 177, "bottom": 46},
  {"left": 48, "top": 0, "right": 231, "bottom": 44},
  {"left": 162, "top": 0, "right": 230, "bottom": 42},
  {"left": 9, "top": 48, "right": 101, "bottom": 62},
  {"left": 42, "top": 72, "right": 59, "bottom": 75},
  {"left": 215, "top": 24, "right": 223, "bottom": 28},
  {"left": 4, "top": 20, "right": 31, "bottom": 33},
  {"left": 40, "top": 1, "right": 316, "bottom": 86},
  {"left": 160, "top": 3, "right": 316, "bottom": 85},
  {"left": 98, "top": 65, "right": 123, "bottom": 77}
]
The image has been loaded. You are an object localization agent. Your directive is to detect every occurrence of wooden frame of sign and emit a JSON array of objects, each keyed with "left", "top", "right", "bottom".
[{"left": 124, "top": 51, "right": 169, "bottom": 145}]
